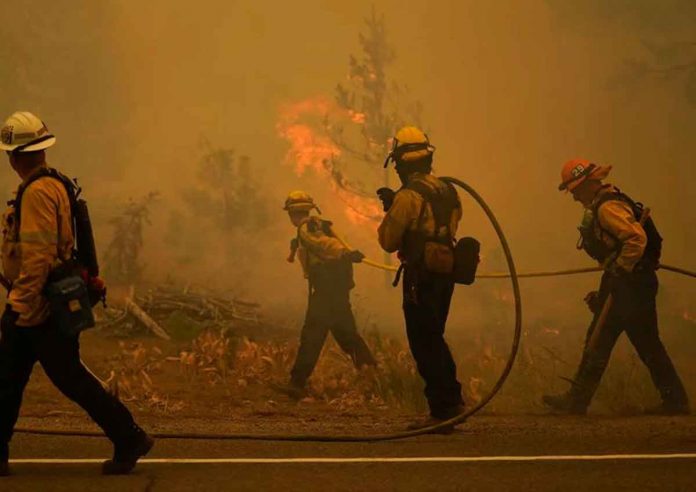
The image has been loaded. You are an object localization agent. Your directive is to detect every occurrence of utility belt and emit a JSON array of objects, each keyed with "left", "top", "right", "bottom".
[{"left": 393, "top": 235, "right": 480, "bottom": 288}]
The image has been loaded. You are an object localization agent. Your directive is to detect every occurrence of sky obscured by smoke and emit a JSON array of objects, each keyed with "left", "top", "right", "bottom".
[{"left": 1, "top": 0, "right": 694, "bottom": 331}]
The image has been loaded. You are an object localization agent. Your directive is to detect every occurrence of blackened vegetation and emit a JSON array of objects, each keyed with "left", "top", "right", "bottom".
[
  {"left": 183, "top": 139, "right": 270, "bottom": 233},
  {"left": 103, "top": 192, "right": 159, "bottom": 285}
]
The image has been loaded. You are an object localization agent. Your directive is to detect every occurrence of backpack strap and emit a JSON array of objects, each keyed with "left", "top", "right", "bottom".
[
  {"left": 406, "top": 178, "right": 459, "bottom": 244},
  {"left": 592, "top": 187, "right": 662, "bottom": 265},
  {"left": 13, "top": 168, "right": 78, "bottom": 238},
  {"left": 297, "top": 217, "right": 335, "bottom": 261}
]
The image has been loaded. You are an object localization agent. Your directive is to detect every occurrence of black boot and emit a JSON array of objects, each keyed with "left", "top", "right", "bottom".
[
  {"left": 102, "top": 429, "right": 154, "bottom": 475},
  {"left": 271, "top": 380, "right": 307, "bottom": 401},
  {"left": 542, "top": 393, "right": 587, "bottom": 415},
  {"left": 406, "top": 404, "right": 466, "bottom": 434}
]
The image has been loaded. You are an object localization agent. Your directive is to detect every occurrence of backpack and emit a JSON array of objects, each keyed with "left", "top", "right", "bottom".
[
  {"left": 14, "top": 168, "right": 101, "bottom": 281},
  {"left": 405, "top": 177, "right": 480, "bottom": 285},
  {"left": 12, "top": 168, "right": 104, "bottom": 335},
  {"left": 297, "top": 217, "right": 354, "bottom": 292},
  {"left": 579, "top": 189, "right": 662, "bottom": 267}
]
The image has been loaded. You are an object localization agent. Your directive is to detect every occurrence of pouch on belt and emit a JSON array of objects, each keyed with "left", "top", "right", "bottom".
[{"left": 45, "top": 275, "right": 95, "bottom": 337}]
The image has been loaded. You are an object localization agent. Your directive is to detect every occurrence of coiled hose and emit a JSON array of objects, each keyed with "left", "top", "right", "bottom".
[{"left": 16, "top": 177, "right": 523, "bottom": 442}]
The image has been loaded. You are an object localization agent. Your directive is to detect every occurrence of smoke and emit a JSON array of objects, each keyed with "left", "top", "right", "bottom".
[{"left": 1, "top": 0, "right": 694, "bottom": 346}]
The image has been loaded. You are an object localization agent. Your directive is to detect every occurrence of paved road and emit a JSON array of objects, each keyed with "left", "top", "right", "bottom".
[{"left": 4, "top": 416, "right": 696, "bottom": 491}]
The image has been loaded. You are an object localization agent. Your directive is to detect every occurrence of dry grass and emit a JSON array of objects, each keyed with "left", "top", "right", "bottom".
[
  {"left": 107, "top": 313, "right": 691, "bottom": 416},
  {"left": 105, "top": 342, "right": 183, "bottom": 412}
]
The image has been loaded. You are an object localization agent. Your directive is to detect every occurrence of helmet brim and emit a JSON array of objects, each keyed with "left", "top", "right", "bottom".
[
  {"left": 558, "top": 165, "right": 612, "bottom": 192},
  {"left": 0, "top": 136, "right": 56, "bottom": 152}
]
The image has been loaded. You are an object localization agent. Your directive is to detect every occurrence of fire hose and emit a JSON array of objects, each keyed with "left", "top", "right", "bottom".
[{"left": 13, "top": 177, "right": 696, "bottom": 442}]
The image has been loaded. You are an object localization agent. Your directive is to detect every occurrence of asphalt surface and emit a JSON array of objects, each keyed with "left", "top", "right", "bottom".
[{"left": 4, "top": 416, "right": 696, "bottom": 491}]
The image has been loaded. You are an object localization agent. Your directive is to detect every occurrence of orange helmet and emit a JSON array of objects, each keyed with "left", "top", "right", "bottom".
[{"left": 558, "top": 159, "right": 612, "bottom": 192}]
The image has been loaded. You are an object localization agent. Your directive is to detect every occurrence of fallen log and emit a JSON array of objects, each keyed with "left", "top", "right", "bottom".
[{"left": 124, "top": 297, "right": 171, "bottom": 340}]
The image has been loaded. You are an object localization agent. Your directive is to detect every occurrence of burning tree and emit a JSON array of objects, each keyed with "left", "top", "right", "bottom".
[
  {"left": 330, "top": 7, "right": 424, "bottom": 175},
  {"left": 277, "top": 7, "right": 425, "bottom": 223},
  {"left": 103, "top": 192, "right": 159, "bottom": 285}
]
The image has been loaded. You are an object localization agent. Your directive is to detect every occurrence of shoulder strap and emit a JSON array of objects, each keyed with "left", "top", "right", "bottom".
[
  {"left": 13, "top": 168, "right": 78, "bottom": 238},
  {"left": 296, "top": 218, "right": 327, "bottom": 260},
  {"left": 406, "top": 178, "right": 458, "bottom": 240},
  {"left": 593, "top": 188, "right": 649, "bottom": 244}
]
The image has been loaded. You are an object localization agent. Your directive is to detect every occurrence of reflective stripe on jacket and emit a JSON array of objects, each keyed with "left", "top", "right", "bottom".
[{"left": 1, "top": 166, "right": 74, "bottom": 326}]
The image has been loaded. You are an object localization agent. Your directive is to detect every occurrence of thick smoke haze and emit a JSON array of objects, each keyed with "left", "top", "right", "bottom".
[{"left": 1, "top": 0, "right": 694, "bottom": 336}]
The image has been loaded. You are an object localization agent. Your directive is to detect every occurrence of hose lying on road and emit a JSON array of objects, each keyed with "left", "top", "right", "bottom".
[{"left": 16, "top": 177, "right": 523, "bottom": 442}]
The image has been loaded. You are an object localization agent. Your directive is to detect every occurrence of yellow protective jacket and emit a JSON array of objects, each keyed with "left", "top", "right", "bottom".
[
  {"left": 296, "top": 216, "right": 350, "bottom": 275},
  {"left": 591, "top": 185, "right": 647, "bottom": 273},
  {"left": 1, "top": 165, "right": 74, "bottom": 326},
  {"left": 295, "top": 216, "right": 355, "bottom": 291},
  {"left": 378, "top": 173, "right": 462, "bottom": 255}
]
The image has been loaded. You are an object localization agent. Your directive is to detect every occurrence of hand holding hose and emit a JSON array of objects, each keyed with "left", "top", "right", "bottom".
[{"left": 346, "top": 250, "right": 365, "bottom": 263}]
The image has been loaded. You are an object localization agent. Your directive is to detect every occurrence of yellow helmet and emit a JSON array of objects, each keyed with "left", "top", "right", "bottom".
[
  {"left": 383, "top": 126, "right": 435, "bottom": 167},
  {"left": 283, "top": 190, "right": 319, "bottom": 213}
]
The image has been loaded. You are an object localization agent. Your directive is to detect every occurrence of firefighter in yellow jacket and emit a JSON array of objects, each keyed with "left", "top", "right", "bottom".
[
  {"left": 0, "top": 112, "right": 152, "bottom": 476},
  {"left": 543, "top": 159, "right": 689, "bottom": 415},
  {"left": 377, "top": 127, "right": 464, "bottom": 432},
  {"left": 280, "top": 191, "right": 375, "bottom": 398}
]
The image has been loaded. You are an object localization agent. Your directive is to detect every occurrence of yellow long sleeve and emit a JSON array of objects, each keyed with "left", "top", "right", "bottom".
[
  {"left": 597, "top": 200, "right": 647, "bottom": 272},
  {"left": 3, "top": 176, "right": 73, "bottom": 326}
]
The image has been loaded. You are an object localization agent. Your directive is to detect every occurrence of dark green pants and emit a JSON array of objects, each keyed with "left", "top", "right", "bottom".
[
  {"left": 569, "top": 270, "right": 689, "bottom": 409},
  {"left": 290, "top": 287, "right": 375, "bottom": 386}
]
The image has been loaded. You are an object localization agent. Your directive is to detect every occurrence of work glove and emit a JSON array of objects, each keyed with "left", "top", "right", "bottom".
[
  {"left": 584, "top": 291, "right": 602, "bottom": 314},
  {"left": 376, "top": 187, "right": 396, "bottom": 212},
  {"left": 347, "top": 250, "right": 365, "bottom": 263},
  {"left": 89, "top": 277, "right": 107, "bottom": 308}
]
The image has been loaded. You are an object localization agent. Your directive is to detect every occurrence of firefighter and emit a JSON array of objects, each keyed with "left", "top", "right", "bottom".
[
  {"left": 543, "top": 159, "right": 690, "bottom": 415},
  {"left": 0, "top": 112, "right": 153, "bottom": 476},
  {"left": 377, "top": 127, "right": 464, "bottom": 433},
  {"left": 279, "top": 191, "right": 376, "bottom": 399}
]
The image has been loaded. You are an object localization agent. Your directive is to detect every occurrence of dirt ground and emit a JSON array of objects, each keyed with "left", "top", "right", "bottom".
[
  {"left": 17, "top": 330, "right": 412, "bottom": 435},
  {"left": 13, "top": 322, "right": 696, "bottom": 438}
]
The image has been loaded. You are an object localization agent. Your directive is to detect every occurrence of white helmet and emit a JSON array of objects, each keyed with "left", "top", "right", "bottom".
[{"left": 0, "top": 111, "right": 56, "bottom": 153}]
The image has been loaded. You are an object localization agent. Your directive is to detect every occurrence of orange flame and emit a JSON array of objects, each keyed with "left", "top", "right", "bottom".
[
  {"left": 277, "top": 96, "right": 339, "bottom": 175},
  {"left": 277, "top": 96, "right": 382, "bottom": 224}
]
